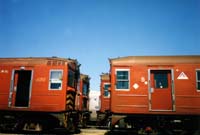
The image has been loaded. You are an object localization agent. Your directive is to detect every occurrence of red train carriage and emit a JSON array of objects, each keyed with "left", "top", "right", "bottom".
[
  {"left": 97, "top": 73, "right": 111, "bottom": 127},
  {"left": 109, "top": 56, "right": 200, "bottom": 134},
  {"left": 0, "top": 57, "right": 81, "bottom": 132},
  {"left": 76, "top": 74, "right": 90, "bottom": 127}
]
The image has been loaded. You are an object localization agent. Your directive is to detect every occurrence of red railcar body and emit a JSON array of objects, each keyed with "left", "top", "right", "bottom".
[
  {"left": 96, "top": 73, "right": 111, "bottom": 126},
  {"left": 0, "top": 57, "right": 79, "bottom": 112},
  {"left": 0, "top": 57, "right": 81, "bottom": 132},
  {"left": 109, "top": 56, "right": 200, "bottom": 133},
  {"left": 99, "top": 73, "right": 110, "bottom": 113},
  {"left": 77, "top": 74, "right": 90, "bottom": 111},
  {"left": 76, "top": 74, "right": 90, "bottom": 127}
]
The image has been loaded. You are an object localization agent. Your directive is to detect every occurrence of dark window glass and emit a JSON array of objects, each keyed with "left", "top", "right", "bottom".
[
  {"left": 117, "top": 71, "right": 128, "bottom": 80},
  {"left": 104, "top": 84, "right": 110, "bottom": 97},
  {"left": 198, "top": 82, "right": 200, "bottom": 90},
  {"left": 83, "top": 83, "right": 88, "bottom": 96},
  {"left": 116, "top": 70, "right": 129, "bottom": 89},
  {"left": 68, "top": 70, "right": 75, "bottom": 87},
  {"left": 154, "top": 73, "right": 168, "bottom": 89},
  {"left": 197, "top": 71, "right": 200, "bottom": 90},
  {"left": 116, "top": 81, "right": 129, "bottom": 89},
  {"left": 50, "top": 83, "right": 61, "bottom": 89},
  {"left": 197, "top": 71, "right": 200, "bottom": 81}
]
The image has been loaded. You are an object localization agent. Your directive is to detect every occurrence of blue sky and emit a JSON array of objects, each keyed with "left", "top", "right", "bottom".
[{"left": 0, "top": 0, "right": 200, "bottom": 91}]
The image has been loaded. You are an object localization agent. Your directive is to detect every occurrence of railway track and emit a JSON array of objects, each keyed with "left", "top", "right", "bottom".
[{"left": 1, "top": 125, "right": 199, "bottom": 135}]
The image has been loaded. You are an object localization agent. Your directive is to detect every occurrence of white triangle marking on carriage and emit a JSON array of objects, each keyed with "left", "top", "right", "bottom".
[{"left": 177, "top": 72, "right": 188, "bottom": 80}]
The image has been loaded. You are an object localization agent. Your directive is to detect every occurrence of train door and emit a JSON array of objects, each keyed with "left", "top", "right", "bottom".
[
  {"left": 11, "top": 70, "right": 32, "bottom": 107},
  {"left": 149, "top": 69, "right": 174, "bottom": 111}
]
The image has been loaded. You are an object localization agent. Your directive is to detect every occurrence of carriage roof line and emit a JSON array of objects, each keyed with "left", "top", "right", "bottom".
[{"left": 109, "top": 55, "right": 200, "bottom": 65}]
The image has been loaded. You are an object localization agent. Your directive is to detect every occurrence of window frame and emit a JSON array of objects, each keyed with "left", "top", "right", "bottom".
[
  {"left": 115, "top": 69, "right": 130, "bottom": 91},
  {"left": 49, "top": 69, "right": 63, "bottom": 90},
  {"left": 103, "top": 83, "right": 111, "bottom": 98},
  {"left": 196, "top": 69, "right": 200, "bottom": 92}
]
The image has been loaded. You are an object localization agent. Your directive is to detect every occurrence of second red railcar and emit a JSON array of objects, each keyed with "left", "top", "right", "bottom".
[
  {"left": 97, "top": 73, "right": 111, "bottom": 126},
  {"left": 109, "top": 56, "right": 200, "bottom": 133},
  {"left": 76, "top": 74, "right": 90, "bottom": 127}
]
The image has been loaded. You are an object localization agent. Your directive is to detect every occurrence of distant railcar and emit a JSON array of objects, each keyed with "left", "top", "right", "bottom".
[
  {"left": 76, "top": 74, "right": 90, "bottom": 127},
  {"left": 0, "top": 57, "right": 81, "bottom": 132},
  {"left": 97, "top": 73, "right": 111, "bottom": 127},
  {"left": 109, "top": 56, "right": 200, "bottom": 134}
]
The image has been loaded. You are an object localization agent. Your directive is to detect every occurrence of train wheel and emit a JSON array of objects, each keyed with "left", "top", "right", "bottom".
[
  {"left": 118, "top": 118, "right": 126, "bottom": 128},
  {"left": 63, "top": 113, "right": 68, "bottom": 128},
  {"left": 81, "top": 115, "right": 87, "bottom": 128},
  {"left": 106, "top": 119, "right": 111, "bottom": 129},
  {"left": 65, "top": 113, "right": 76, "bottom": 133},
  {"left": 22, "top": 122, "right": 43, "bottom": 132}
]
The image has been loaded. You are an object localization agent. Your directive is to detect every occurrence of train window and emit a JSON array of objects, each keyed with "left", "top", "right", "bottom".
[
  {"left": 196, "top": 70, "right": 200, "bottom": 90},
  {"left": 68, "top": 70, "right": 75, "bottom": 87},
  {"left": 116, "top": 69, "right": 129, "bottom": 90},
  {"left": 154, "top": 72, "right": 168, "bottom": 89},
  {"left": 104, "top": 83, "right": 110, "bottom": 97},
  {"left": 49, "top": 70, "right": 63, "bottom": 90},
  {"left": 83, "top": 83, "right": 89, "bottom": 96}
]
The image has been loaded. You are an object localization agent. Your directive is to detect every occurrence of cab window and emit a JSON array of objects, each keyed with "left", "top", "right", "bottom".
[
  {"left": 116, "top": 69, "right": 129, "bottom": 90},
  {"left": 68, "top": 69, "right": 75, "bottom": 88},
  {"left": 83, "top": 83, "right": 89, "bottom": 96},
  {"left": 49, "top": 70, "right": 63, "bottom": 90},
  {"left": 104, "top": 83, "right": 110, "bottom": 97},
  {"left": 196, "top": 70, "right": 200, "bottom": 91}
]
